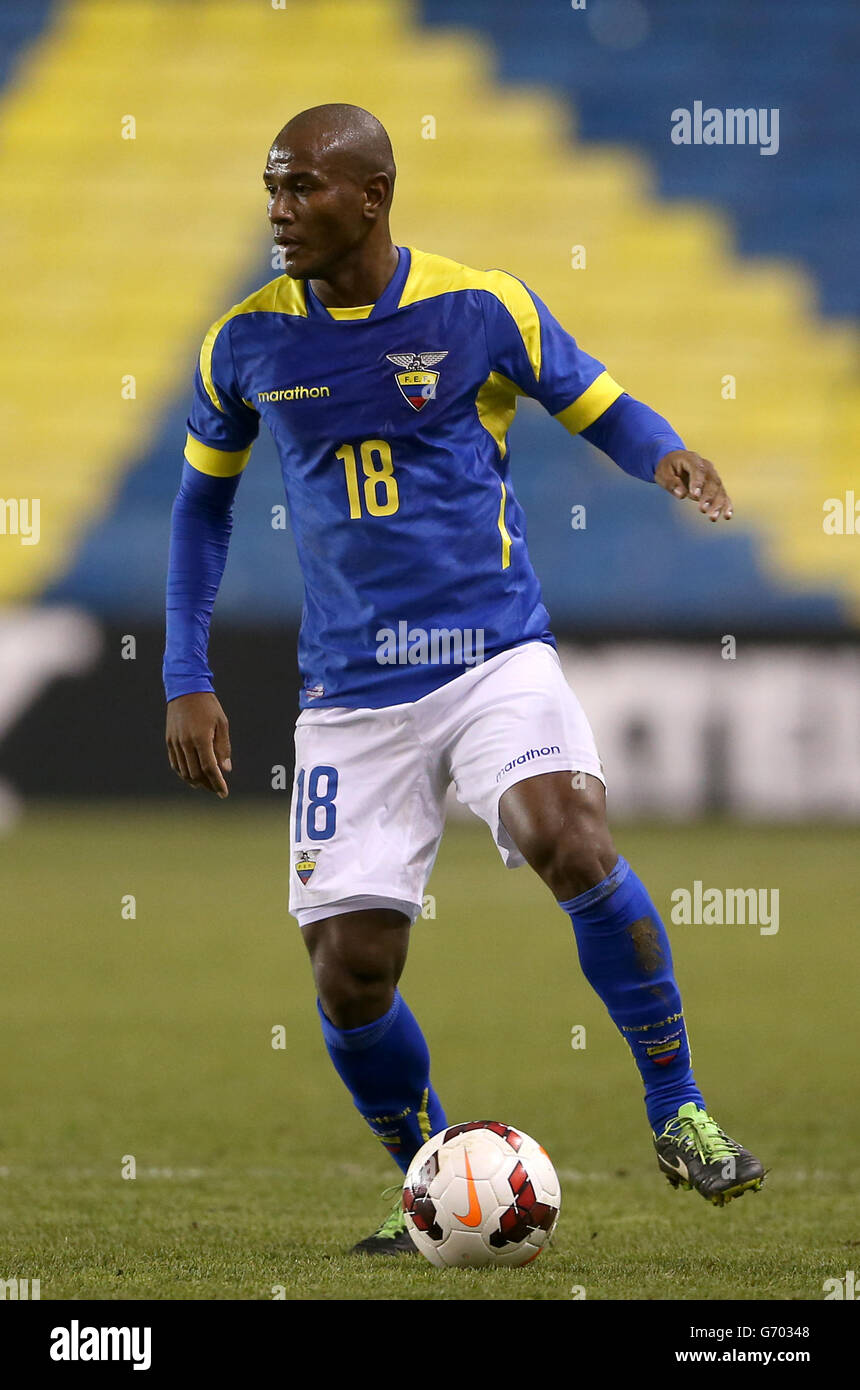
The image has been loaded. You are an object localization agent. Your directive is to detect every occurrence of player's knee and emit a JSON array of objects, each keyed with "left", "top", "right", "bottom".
[
  {"left": 539, "top": 839, "right": 617, "bottom": 901},
  {"left": 303, "top": 911, "right": 407, "bottom": 1029},
  {"left": 521, "top": 815, "right": 617, "bottom": 901},
  {"left": 316, "top": 961, "right": 397, "bottom": 1030}
]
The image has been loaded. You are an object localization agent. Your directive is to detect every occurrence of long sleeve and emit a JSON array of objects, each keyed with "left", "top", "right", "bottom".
[
  {"left": 580, "top": 392, "right": 686, "bottom": 483},
  {"left": 163, "top": 461, "right": 241, "bottom": 701},
  {"left": 164, "top": 303, "right": 260, "bottom": 701}
]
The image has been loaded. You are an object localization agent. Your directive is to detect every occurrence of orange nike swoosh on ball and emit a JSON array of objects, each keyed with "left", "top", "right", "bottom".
[{"left": 453, "top": 1149, "right": 483, "bottom": 1227}]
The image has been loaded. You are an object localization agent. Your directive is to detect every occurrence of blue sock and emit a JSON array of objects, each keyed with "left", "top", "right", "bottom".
[
  {"left": 317, "top": 991, "right": 447, "bottom": 1174},
  {"left": 560, "top": 856, "right": 705, "bottom": 1133}
]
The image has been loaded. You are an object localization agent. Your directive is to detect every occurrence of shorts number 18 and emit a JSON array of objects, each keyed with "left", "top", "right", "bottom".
[{"left": 294, "top": 765, "right": 339, "bottom": 841}]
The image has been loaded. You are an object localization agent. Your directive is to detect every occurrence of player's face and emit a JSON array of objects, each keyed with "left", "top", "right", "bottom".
[{"left": 264, "top": 139, "right": 369, "bottom": 279}]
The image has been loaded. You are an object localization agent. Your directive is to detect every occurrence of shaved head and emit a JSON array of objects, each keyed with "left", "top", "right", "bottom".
[
  {"left": 274, "top": 103, "right": 396, "bottom": 200},
  {"left": 264, "top": 104, "right": 397, "bottom": 285}
]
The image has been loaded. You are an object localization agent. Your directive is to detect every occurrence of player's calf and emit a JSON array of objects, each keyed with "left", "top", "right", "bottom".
[{"left": 302, "top": 909, "right": 448, "bottom": 1249}]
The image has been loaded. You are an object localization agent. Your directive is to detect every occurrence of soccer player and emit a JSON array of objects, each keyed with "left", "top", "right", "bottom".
[{"left": 164, "top": 104, "right": 765, "bottom": 1254}]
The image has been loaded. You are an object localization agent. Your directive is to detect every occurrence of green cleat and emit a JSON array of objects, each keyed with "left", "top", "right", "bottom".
[
  {"left": 351, "top": 1193, "right": 418, "bottom": 1256},
  {"left": 654, "top": 1103, "right": 767, "bottom": 1207}
]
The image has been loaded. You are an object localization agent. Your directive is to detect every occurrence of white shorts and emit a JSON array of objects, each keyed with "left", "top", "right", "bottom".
[{"left": 288, "top": 640, "right": 604, "bottom": 927}]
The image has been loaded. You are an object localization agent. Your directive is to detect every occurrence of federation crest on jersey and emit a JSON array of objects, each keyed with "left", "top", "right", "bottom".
[
  {"left": 385, "top": 351, "right": 449, "bottom": 411},
  {"left": 294, "top": 849, "right": 318, "bottom": 885}
]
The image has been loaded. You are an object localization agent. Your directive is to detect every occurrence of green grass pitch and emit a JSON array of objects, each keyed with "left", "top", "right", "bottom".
[{"left": 1, "top": 803, "right": 857, "bottom": 1300}]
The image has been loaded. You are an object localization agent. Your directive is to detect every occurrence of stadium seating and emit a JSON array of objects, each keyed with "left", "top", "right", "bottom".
[
  {"left": 0, "top": 0, "right": 855, "bottom": 628},
  {"left": 420, "top": 0, "right": 859, "bottom": 319}
]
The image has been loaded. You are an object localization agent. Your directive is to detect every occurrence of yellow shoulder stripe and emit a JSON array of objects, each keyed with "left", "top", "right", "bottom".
[
  {"left": 199, "top": 274, "right": 307, "bottom": 412},
  {"left": 184, "top": 433, "right": 251, "bottom": 477},
  {"left": 400, "top": 246, "right": 542, "bottom": 382},
  {"left": 554, "top": 371, "right": 624, "bottom": 435}
]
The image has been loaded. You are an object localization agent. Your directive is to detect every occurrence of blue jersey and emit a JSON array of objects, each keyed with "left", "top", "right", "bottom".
[{"left": 184, "top": 245, "right": 624, "bottom": 708}]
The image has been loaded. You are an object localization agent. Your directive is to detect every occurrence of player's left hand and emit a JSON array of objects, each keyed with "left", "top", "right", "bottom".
[{"left": 655, "top": 450, "right": 733, "bottom": 522}]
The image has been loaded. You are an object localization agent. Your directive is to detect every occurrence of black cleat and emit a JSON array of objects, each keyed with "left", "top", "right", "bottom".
[
  {"left": 654, "top": 1103, "right": 767, "bottom": 1207},
  {"left": 351, "top": 1197, "right": 418, "bottom": 1256}
]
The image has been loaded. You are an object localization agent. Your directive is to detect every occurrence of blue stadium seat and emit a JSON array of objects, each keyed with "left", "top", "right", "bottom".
[
  {"left": 0, "top": 0, "right": 56, "bottom": 89},
  {"left": 418, "top": 0, "right": 859, "bottom": 317}
]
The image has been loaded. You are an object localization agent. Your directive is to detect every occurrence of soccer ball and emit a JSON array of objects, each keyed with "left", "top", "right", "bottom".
[{"left": 402, "top": 1120, "right": 561, "bottom": 1268}]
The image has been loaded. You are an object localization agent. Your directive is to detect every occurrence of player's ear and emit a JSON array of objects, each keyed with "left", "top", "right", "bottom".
[{"left": 364, "top": 173, "right": 391, "bottom": 216}]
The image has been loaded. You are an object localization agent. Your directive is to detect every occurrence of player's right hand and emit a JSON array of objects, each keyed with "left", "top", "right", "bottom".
[{"left": 166, "top": 691, "right": 232, "bottom": 798}]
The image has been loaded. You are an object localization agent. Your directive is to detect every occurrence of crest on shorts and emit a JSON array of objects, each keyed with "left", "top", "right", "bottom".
[
  {"left": 385, "top": 351, "right": 448, "bottom": 411},
  {"left": 294, "top": 848, "right": 318, "bottom": 885}
]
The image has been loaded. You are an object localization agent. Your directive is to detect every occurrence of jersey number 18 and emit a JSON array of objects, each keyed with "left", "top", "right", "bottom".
[{"left": 336, "top": 439, "right": 399, "bottom": 518}]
